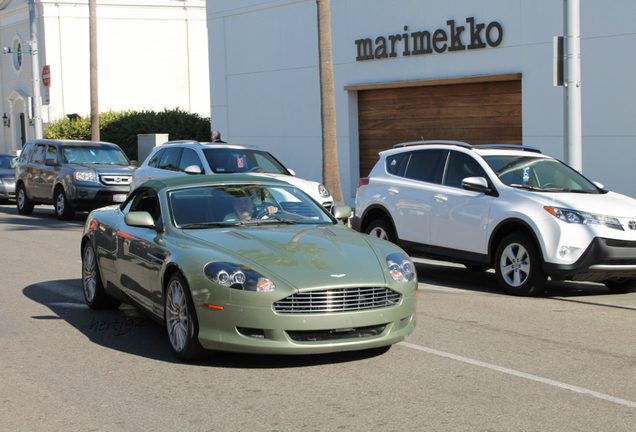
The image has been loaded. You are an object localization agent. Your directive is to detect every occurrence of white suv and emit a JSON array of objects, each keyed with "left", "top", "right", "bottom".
[
  {"left": 131, "top": 141, "right": 333, "bottom": 210},
  {"left": 352, "top": 141, "right": 636, "bottom": 296}
]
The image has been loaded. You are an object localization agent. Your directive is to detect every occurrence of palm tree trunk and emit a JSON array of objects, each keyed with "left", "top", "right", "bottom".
[
  {"left": 89, "top": 0, "right": 99, "bottom": 140},
  {"left": 316, "top": 0, "right": 344, "bottom": 205}
]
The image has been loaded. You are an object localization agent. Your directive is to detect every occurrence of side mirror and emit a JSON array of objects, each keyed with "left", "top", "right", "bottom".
[
  {"left": 184, "top": 165, "right": 203, "bottom": 175},
  {"left": 45, "top": 158, "right": 57, "bottom": 166},
  {"left": 461, "top": 176, "right": 490, "bottom": 193},
  {"left": 332, "top": 205, "right": 352, "bottom": 220},
  {"left": 593, "top": 181, "right": 605, "bottom": 189},
  {"left": 125, "top": 211, "right": 156, "bottom": 229},
  {"left": 287, "top": 168, "right": 296, "bottom": 176}
]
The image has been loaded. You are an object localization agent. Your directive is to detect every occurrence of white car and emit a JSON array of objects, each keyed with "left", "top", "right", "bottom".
[
  {"left": 352, "top": 141, "right": 636, "bottom": 296},
  {"left": 131, "top": 141, "right": 333, "bottom": 210}
]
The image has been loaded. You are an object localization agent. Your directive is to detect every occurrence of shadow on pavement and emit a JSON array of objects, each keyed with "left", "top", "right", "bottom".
[
  {"left": 0, "top": 202, "right": 87, "bottom": 230},
  {"left": 22, "top": 278, "right": 392, "bottom": 368},
  {"left": 414, "top": 258, "right": 633, "bottom": 300}
]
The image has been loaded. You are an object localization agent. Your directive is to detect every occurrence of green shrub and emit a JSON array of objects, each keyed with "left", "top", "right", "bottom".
[{"left": 44, "top": 108, "right": 212, "bottom": 161}]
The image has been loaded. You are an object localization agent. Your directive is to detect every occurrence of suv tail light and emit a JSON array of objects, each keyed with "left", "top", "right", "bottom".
[{"left": 357, "top": 178, "right": 369, "bottom": 189}]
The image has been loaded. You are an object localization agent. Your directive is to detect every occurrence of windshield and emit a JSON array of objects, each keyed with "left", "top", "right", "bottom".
[
  {"left": 0, "top": 155, "right": 17, "bottom": 169},
  {"left": 203, "top": 148, "right": 290, "bottom": 175},
  {"left": 62, "top": 146, "right": 130, "bottom": 165},
  {"left": 168, "top": 184, "right": 334, "bottom": 228},
  {"left": 483, "top": 155, "right": 602, "bottom": 193}
]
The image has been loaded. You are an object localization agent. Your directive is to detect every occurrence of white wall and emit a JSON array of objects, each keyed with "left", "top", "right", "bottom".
[
  {"left": 0, "top": 0, "right": 210, "bottom": 154},
  {"left": 208, "top": 0, "right": 636, "bottom": 203}
]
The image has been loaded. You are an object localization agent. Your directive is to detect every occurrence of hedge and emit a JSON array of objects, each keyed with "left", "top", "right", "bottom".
[{"left": 44, "top": 108, "right": 212, "bottom": 162}]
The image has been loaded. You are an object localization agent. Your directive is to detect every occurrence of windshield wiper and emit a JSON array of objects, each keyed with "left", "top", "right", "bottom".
[
  {"left": 509, "top": 184, "right": 545, "bottom": 191},
  {"left": 541, "top": 187, "right": 592, "bottom": 193},
  {"left": 235, "top": 217, "right": 302, "bottom": 226},
  {"left": 181, "top": 222, "right": 230, "bottom": 229}
]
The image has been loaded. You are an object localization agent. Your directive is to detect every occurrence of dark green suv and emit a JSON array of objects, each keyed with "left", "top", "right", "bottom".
[{"left": 15, "top": 139, "right": 136, "bottom": 220}]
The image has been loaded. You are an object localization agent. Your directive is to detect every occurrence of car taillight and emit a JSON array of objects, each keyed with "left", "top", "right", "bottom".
[{"left": 357, "top": 178, "right": 369, "bottom": 189}]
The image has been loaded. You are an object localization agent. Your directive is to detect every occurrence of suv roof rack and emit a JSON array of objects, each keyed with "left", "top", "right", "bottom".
[
  {"left": 393, "top": 140, "right": 471, "bottom": 149},
  {"left": 392, "top": 141, "right": 542, "bottom": 154},
  {"left": 162, "top": 140, "right": 202, "bottom": 145}
]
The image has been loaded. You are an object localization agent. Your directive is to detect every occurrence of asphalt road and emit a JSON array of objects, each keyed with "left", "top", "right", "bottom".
[{"left": 1, "top": 203, "right": 635, "bottom": 431}]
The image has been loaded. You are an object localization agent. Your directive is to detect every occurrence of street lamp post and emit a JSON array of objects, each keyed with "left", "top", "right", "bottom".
[
  {"left": 28, "top": 0, "right": 43, "bottom": 139},
  {"left": 563, "top": 0, "right": 582, "bottom": 172}
]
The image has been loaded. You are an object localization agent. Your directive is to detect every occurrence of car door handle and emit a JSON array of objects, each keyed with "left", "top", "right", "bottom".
[
  {"left": 388, "top": 188, "right": 399, "bottom": 195},
  {"left": 434, "top": 194, "right": 448, "bottom": 202}
]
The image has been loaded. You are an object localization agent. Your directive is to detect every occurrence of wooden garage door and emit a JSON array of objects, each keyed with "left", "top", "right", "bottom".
[{"left": 357, "top": 77, "right": 522, "bottom": 177}]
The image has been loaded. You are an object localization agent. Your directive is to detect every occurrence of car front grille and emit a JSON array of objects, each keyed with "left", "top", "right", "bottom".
[
  {"left": 273, "top": 287, "right": 401, "bottom": 314},
  {"left": 99, "top": 174, "right": 132, "bottom": 186},
  {"left": 286, "top": 324, "right": 387, "bottom": 342}
]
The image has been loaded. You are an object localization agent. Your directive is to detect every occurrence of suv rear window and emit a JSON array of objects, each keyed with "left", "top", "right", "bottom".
[{"left": 203, "top": 148, "right": 289, "bottom": 175}]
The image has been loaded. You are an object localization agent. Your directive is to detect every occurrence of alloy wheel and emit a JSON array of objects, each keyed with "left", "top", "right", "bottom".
[{"left": 166, "top": 279, "right": 189, "bottom": 353}]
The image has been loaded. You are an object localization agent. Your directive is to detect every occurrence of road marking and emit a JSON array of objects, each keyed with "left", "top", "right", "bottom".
[{"left": 399, "top": 341, "right": 636, "bottom": 409}]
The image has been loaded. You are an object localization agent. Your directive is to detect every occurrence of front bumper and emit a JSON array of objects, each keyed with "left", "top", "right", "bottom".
[
  {"left": 544, "top": 237, "right": 636, "bottom": 282},
  {"left": 69, "top": 184, "right": 129, "bottom": 211},
  {"left": 195, "top": 289, "right": 418, "bottom": 354}
]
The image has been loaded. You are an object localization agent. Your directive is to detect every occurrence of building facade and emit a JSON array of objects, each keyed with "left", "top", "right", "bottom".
[
  {"left": 207, "top": 0, "right": 636, "bottom": 204},
  {"left": 1, "top": 0, "right": 210, "bottom": 154}
]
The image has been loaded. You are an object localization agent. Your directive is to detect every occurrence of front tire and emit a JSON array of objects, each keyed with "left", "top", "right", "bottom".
[
  {"left": 365, "top": 218, "right": 396, "bottom": 243},
  {"left": 495, "top": 233, "right": 547, "bottom": 296},
  {"left": 165, "top": 273, "right": 205, "bottom": 361},
  {"left": 55, "top": 188, "right": 75, "bottom": 220},
  {"left": 82, "top": 242, "right": 121, "bottom": 309},
  {"left": 604, "top": 278, "right": 636, "bottom": 293},
  {"left": 16, "top": 183, "right": 34, "bottom": 215}
]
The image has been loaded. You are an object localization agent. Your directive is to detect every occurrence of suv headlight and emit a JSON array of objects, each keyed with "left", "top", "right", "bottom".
[
  {"left": 318, "top": 184, "right": 330, "bottom": 198},
  {"left": 544, "top": 206, "right": 623, "bottom": 231},
  {"left": 204, "top": 262, "right": 276, "bottom": 292},
  {"left": 74, "top": 170, "right": 98, "bottom": 183},
  {"left": 386, "top": 252, "right": 416, "bottom": 283}
]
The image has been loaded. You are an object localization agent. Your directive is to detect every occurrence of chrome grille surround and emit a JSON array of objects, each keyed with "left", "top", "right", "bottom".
[
  {"left": 99, "top": 174, "right": 132, "bottom": 186},
  {"left": 273, "top": 287, "right": 401, "bottom": 314}
]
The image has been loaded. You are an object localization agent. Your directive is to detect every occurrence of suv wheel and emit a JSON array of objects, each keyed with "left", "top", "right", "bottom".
[
  {"left": 495, "top": 233, "right": 547, "bottom": 296},
  {"left": 16, "top": 183, "right": 34, "bottom": 215},
  {"left": 603, "top": 278, "right": 636, "bottom": 293},
  {"left": 55, "top": 188, "right": 75, "bottom": 220},
  {"left": 365, "top": 218, "right": 396, "bottom": 243}
]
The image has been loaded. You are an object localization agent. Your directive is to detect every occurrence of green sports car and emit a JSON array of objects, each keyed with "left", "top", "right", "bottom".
[{"left": 81, "top": 174, "right": 418, "bottom": 361}]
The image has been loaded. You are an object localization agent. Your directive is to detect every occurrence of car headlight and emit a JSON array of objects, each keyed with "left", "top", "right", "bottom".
[
  {"left": 544, "top": 206, "right": 623, "bottom": 231},
  {"left": 204, "top": 262, "right": 276, "bottom": 292},
  {"left": 386, "top": 252, "right": 416, "bottom": 283},
  {"left": 318, "top": 184, "right": 330, "bottom": 198},
  {"left": 74, "top": 170, "right": 98, "bottom": 183}
]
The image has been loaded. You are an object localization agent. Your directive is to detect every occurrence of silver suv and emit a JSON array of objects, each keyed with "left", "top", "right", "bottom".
[
  {"left": 16, "top": 139, "right": 136, "bottom": 220},
  {"left": 352, "top": 141, "right": 636, "bottom": 296},
  {"left": 131, "top": 140, "right": 334, "bottom": 210}
]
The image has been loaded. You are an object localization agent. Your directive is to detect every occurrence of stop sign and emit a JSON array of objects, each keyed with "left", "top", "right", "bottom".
[{"left": 42, "top": 65, "right": 51, "bottom": 87}]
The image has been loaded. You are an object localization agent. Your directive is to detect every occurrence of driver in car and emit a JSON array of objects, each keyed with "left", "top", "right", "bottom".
[{"left": 224, "top": 196, "right": 278, "bottom": 221}]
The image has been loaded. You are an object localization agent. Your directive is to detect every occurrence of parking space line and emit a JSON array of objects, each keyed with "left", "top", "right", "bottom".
[{"left": 399, "top": 341, "right": 636, "bottom": 409}]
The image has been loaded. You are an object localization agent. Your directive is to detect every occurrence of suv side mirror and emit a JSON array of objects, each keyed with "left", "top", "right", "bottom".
[
  {"left": 461, "top": 176, "right": 491, "bottom": 193},
  {"left": 45, "top": 158, "right": 58, "bottom": 167},
  {"left": 184, "top": 165, "right": 203, "bottom": 175}
]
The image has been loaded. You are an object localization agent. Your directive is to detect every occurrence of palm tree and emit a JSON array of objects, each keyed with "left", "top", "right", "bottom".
[
  {"left": 89, "top": 0, "right": 99, "bottom": 140},
  {"left": 316, "top": 0, "right": 344, "bottom": 205}
]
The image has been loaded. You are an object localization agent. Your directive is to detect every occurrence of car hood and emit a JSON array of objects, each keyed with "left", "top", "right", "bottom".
[
  {"left": 74, "top": 164, "right": 137, "bottom": 174},
  {"left": 245, "top": 173, "right": 332, "bottom": 203},
  {"left": 181, "top": 224, "right": 387, "bottom": 289},
  {"left": 529, "top": 190, "right": 636, "bottom": 217}
]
